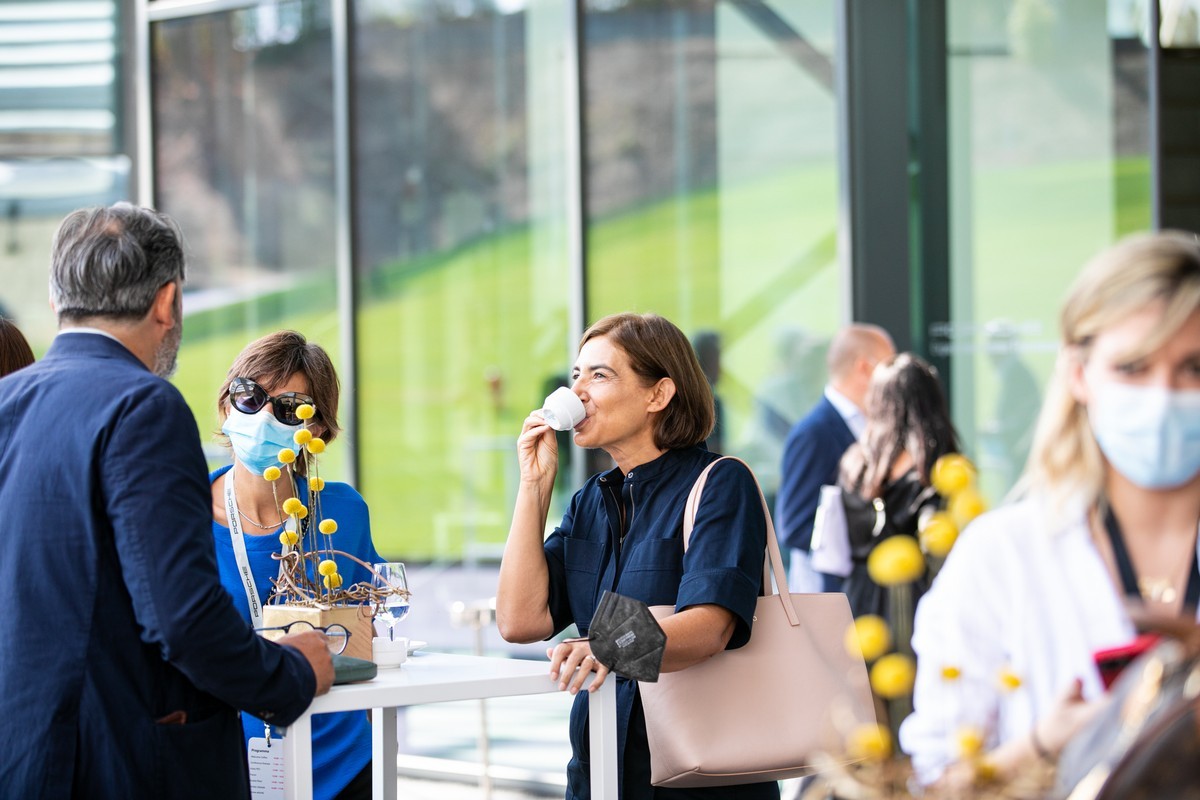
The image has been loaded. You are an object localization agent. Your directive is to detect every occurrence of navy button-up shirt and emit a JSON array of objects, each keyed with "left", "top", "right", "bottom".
[{"left": 544, "top": 446, "right": 777, "bottom": 800}]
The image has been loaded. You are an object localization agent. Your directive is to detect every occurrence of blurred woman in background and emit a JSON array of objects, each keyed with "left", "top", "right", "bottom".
[
  {"left": 813, "top": 352, "right": 960, "bottom": 621},
  {"left": 901, "top": 232, "right": 1200, "bottom": 785},
  {"left": 0, "top": 316, "right": 34, "bottom": 377}
]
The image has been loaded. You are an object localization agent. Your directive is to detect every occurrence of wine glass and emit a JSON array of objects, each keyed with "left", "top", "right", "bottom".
[{"left": 372, "top": 562, "right": 410, "bottom": 641}]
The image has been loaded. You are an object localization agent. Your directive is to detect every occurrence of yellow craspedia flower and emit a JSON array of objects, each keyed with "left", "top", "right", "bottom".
[
  {"left": 278, "top": 530, "right": 299, "bottom": 547},
  {"left": 318, "top": 559, "right": 338, "bottom": 577},
  {"left": 323, "top": 573, "right": 343, "bottom": 589},
  {"left": 845, "top": 615, "right": 892, "bottom": 662},
  {"left": 295, "top": 505, "right": 308, "bottom": 519},
  {"left": 931, "top": 454, "right": 975, "bottom": 496},
  {"left": 870, "top": 653, "right": 916, "bottom": 698},
  {"left": 318, "top": 519, "right": 338, "bottom": 535},
  {"left": 867, "top": 535, "right": 925, "bottom": 586},
  {"left": 949, "top": 487, "right": 987, "bottom": 528},
  {"left": 846, "top": 723, "right": 892, "bottom": 761},
  {"left": 996, "top": 667, "right": 1023, "bottom": 692},
  {"left": 956, "top": 726, "right": 985, "bottom": 759},
  {"left": 296, "top": 404, "right": 316, "bottom": 420},
  {"left": 941, "top": 665, "right": 962, "bottom": 682},
  {"left": 293, "top": 429, "right": 313, "bottom": 445},
  {"left": 919, "top": 511, "right": 959, "bottom": 558},
  {"left": 310, "top": 477, "right": 325, "bottom": 492},
  {"left": 282, "top": 497, "right": 304, "bottom": 516},
  {"left": 263, "top": 466, "right": 282, "bottom": 482},
  {"left": 974, "top": 759, "right": 999, "bottom": 784},
  {"left": 278, "top": 447, "right": 297, "bottom": 465},
  {"left": 306, "top": 437, "right": 326, "bottom": 455}
]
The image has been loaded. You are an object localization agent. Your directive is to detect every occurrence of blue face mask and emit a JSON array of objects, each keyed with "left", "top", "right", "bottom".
[
  {"left": 1088, "top": 380, "right": 1200, "bottom": 489},
  {"left": 222, "top": 408, "right": 299, "bottom": 476}
]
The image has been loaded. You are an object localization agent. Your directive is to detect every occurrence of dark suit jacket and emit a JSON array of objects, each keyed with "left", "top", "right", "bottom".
[
  {"left": 775, "top": 395, "right": 856, "bottom": 552},
  {"left": 0, "top": 333, "right": 316, "bottom": 798}
]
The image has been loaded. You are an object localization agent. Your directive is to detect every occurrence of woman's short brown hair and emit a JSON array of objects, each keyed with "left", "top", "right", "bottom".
[
  {"left": 581, "top": 313, "right": 714, "bottom": 451},
  {"left": 216, "top": 331, "right": 341, "bottom": 472}
]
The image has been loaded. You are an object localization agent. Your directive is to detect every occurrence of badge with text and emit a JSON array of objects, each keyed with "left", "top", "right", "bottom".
[{"left": 248, "top": 736, "right": 285, "bottom": 800}]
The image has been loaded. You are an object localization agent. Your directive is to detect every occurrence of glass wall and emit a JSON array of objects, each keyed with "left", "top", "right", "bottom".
[
  {"left": 939, "top": 0, "right": 1152, "bottom": 500},
  {"left": 584, "top": 0, "right": 841, "bottom": 505},
  {"left": 151, "top": 2, "right": 343, "bottom": 470},
  {"left": 0, "top": 0, "right": 127, "bottom": 351},
  {"left": 353, "top": 0, "right": 571, "bottom": 559},
  {"left": 141, "top": 0, "right": 1160, "bottom": 556}
]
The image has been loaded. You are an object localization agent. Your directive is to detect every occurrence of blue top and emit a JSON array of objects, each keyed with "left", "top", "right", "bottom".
[
  {"left": 775, "top": 395, "right": 857, "bottom": 552},
  {"left": 544, "top": 446, "right": 778, "bottom": 800},
  {"left": 210, "top": 464, "right": 382, "bottom": 800},
  {"left": 0, "top": 333, "right": 314, "bottom": 798}
]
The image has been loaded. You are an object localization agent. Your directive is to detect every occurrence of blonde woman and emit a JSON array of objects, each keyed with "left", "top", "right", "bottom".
[{"left": 900, "top": 232, "right": 1200, "bottom": 784}]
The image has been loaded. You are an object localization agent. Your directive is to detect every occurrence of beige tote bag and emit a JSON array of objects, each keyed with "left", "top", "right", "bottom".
[{"left": 640, "top": 457, "right": 876, "bottom": 788}]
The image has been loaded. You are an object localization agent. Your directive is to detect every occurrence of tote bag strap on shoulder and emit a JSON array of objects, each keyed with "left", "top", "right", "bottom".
[{"left": 681, "top": 456, "right": 800, "bottom": 628}]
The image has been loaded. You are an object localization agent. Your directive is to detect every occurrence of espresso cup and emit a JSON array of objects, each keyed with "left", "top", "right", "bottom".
[
  {"left": 373, "top": 636, "right": 408, "bottom": 668},
  {"left": 541, "top": 386, "right": 585, "bottom": 431}
]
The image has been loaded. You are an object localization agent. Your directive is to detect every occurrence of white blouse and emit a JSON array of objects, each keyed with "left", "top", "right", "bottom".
[{"left": 898, "top": 493, "right": 1200, "bottom": 782}]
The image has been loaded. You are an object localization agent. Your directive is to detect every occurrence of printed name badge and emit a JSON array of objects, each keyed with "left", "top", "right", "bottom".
[{"left": 248, "top": 737, "right": 285, "bottom": 800}]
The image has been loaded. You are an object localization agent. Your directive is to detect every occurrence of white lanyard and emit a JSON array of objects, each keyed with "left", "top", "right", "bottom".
[{"left": 225, "top": 472, "right": 265, "bottom": 628}]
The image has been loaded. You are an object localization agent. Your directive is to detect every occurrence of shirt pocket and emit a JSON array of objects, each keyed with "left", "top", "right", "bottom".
[
  {"left": 623, "top": 536, "right": 682, "bottom": 573},
  {"left": 564, "top": 538, "right": 604, "bottom": 575},
  {"left": 563, "top": 538, "right": 604, "bottom": 627}
]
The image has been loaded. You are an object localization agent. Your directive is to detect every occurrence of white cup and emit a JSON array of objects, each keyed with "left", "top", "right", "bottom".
[
  {"left": 540, "top": 386, "right": 585, "bottom": 431},
  {"left": 373, "top": 636, "right": 408, "bottom": 668}
]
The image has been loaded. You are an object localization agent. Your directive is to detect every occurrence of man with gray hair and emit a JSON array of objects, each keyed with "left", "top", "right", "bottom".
[
  {"left": 0, "top": 204, "right": 334, "bottom": 797},
  {"left": 775, "top": 323, "right": 894, "bottom": 592}
]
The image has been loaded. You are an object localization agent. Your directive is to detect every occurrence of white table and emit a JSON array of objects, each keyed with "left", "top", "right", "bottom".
[{"left": 282, "top": 651, "right": 618, "bottom": 800}]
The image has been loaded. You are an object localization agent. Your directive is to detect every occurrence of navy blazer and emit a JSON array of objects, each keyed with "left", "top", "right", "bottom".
[
  {"left": 0, "top": 333, "right": 316, "bottom": 798},
  {"left": 775, "top": 395, "right": 856, "bottom": 552}
]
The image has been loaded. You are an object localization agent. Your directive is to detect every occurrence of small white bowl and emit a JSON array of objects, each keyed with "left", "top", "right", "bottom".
[{"left": 373, "top": 636, "right": 408, "bottom": 668}]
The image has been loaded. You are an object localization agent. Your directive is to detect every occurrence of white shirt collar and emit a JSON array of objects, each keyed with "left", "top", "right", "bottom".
[{"left": 824, "top": 384, "right": 866, "bottom": 438}]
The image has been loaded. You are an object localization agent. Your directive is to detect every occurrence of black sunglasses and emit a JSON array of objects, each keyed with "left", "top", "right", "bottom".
[{"left": 229, "top": 377, "right": 316, "bottom": 427}]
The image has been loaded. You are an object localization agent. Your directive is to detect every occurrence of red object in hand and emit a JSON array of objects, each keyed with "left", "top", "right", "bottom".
[{"left": 1093, "top": 633, "right": 1160, "bottom": 690}]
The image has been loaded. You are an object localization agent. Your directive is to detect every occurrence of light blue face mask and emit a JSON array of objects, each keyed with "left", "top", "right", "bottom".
[
  {"left": 1088, "top": 380, "right": 1200, "bottom": 489},
  {"left": 222, "top": 408, "right": 299, "bottom": 476}
]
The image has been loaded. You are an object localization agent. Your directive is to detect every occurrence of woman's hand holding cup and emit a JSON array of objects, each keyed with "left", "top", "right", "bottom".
[{"left": 518, "top": 387, "right": 584, "bottom": 488}]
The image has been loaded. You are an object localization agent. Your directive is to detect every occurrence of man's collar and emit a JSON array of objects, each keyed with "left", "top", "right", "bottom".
[
  {"left": 824, "top": 385, "right": 866, "bottom": 437},
  {"left": 57, "top": 327, "right": 125, "bottom": 345}
]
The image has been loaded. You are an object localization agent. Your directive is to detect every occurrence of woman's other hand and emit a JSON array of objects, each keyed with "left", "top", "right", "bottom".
[
  {"left": 1033, "top": 677, "right": 1107, "bottom": 757},
  {"left": 547, "top": 639, "right": 610, "bottom": 695},
  {"left": 517, "top": 412, "right": 559, "bottom": 489},
  {"left": 938, "top": 677, "right": 1108, "bottom": 790}
]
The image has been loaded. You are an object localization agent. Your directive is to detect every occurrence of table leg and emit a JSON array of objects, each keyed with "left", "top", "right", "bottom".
[
  {"left": 284, "top": 716, "right": 314, "bottom": 800},
  {"left": 588, "top": 680, "right": 618, "bottom": 800},
  {"left": 372, "top": 706, "right": 398, "bottom": 800}
]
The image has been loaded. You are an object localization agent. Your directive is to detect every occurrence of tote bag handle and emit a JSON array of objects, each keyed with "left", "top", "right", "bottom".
[{"left": 681, "top": 456, "right": 800, "bottom": 628}]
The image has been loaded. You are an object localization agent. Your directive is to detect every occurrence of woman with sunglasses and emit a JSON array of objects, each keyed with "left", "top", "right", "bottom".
[{"left": 210, "top": 330, "right": 382, "bottom": 800}]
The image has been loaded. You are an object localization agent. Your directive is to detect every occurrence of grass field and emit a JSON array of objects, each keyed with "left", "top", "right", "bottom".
[{"left": 172, "top": 155, "right": 1151, "bottom": 559}]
